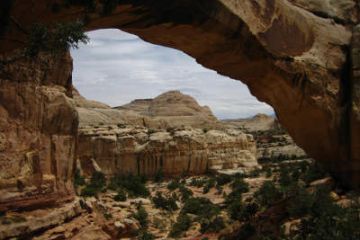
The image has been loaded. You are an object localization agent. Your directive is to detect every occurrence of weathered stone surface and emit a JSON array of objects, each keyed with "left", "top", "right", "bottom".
[
  {"left": 116, "top": 90, "right": 220, "bottom": 129},
  {"left": 77, "top": 90, "right": 221, "bottom": 129},
  {"left": 0, "top": 52, "right": 78, "bottom": 212},
  {"left": 0, "top": 199, "right": 82, "bottom": 239},
  {"left": 77, "top": 125, "right": 257, "bottom": 177},
  {"left": 224, "top": 114, "right": 307, "bottom": 160},
  {"left": 0, "top": 0, "right": 358, "bottom": 187}
]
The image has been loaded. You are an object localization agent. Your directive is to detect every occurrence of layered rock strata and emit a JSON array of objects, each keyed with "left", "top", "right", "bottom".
[
  {"left": 77, "top": 125, "right": 257, "bottom": 177},
  {"left": 0, "top": 53, "right": 77, "bottom": 212}
]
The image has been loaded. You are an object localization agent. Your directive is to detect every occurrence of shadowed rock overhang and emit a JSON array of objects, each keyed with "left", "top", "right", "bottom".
[{"left": 0, "top": 0, "right": 359, "bottom": 189}]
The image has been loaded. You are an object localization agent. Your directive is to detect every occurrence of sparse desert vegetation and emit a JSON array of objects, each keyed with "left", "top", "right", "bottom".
[{"left": 66, "top": 157, "right": 360, "bottom": 239}]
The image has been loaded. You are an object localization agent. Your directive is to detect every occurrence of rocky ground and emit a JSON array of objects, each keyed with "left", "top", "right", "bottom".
[
  {"left": 2, "top": 158, "right": 358, "bottom": 240},
  {"left": 0, "top": 92, "right": 359, "bottom": 239},
  {"left": 224, "top": 114, "right": 307, "bottom": 162}
]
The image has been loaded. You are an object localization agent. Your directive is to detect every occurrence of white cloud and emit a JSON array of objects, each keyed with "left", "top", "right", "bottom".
[{"left": 71, "top": 29, "right": 274, "bottom": 119}]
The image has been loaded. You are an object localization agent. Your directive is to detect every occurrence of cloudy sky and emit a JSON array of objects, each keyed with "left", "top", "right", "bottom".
[{"left": 71, "top": 29, "right": 273, "bottom": 119}]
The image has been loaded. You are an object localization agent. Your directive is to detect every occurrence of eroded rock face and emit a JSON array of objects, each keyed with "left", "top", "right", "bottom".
[
  {"left": 0, "top": 1, "right": 358, "bottom": 238},
  {"left": 116, "top": 90, "right": 220, "bottom": 129},
  {"left": 77, "top": 125, "right": 257, "bottom": 177},
  {"left": 76, "top": 91, "right": 257, "bottom": 177},
  {"left": 0, "top": 52, "right": 78, "bottom": 211},
  {"left": 0, "top": 0, "right": 359, "bottom": 187}
]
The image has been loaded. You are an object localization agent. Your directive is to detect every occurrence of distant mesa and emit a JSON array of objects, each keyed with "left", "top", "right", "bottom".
[{"left": 76, "top": 89, "right": 221, "bottom": 129}]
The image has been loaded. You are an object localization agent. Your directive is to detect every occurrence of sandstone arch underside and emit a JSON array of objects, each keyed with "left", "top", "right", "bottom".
[{"left": 0, "top": 0, "right": 359, "bottom": 211}]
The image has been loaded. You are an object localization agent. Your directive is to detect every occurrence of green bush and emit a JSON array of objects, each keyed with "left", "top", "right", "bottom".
[
  {"left": 181, "top": 197, "right": 220, "bottom": 219},
  {"left": 114, "top": 189, "right": 127, "bottom": 202},
  {"left": 302, "top": 163, "right": 327, "bottom": 184},
  {"left": 109, "top": 174, "right": 149, "bottom": 197},
  {"left": 152, "top": 192, "right": 178, "bottom": 211},
  {"left": 74, "top": 169, "right": 85, "bottom": 186},
  {"left": 265, "top": 167, "right": 273, "bottom": 178},
  {"left": 279, "top": 165, "right": 292, "bottom": 188},
  {"left": 200, "top": 216, "right": 225, "bottom": 233},
  {"left": 81, "top": 171, "right": 106, "bottom": 197},
  {"left": 179, "top": 185, "right": 193, "bottom": 201},
  {"left": 167, "top": 179, "right": 181, "bottom": 191},
  {"left": 169, "top": 214, "right": 191, "bottom": 238},
  {"left": 233, "top": 223, "right": 256, "bottom": 239},
  {"left": 286, "top": 185, "right": 314, "bottom": 218},
  {"left": 103, "top": 212, "right": 112, "bottom": 220},
  {"left": 288, "top": 187, "right": 360, "bottom": 240},
  {"left": 137, "top": 231, "right": 155, "bottom": 240},
  {"left": 25, "top": 21, "right": 89, "bottom": 57},
  {"left": 216, "top": 174, "right": 232, "bottom": 186},
  {"left": 134, "top": 205, "right": 148, "bottom": 229},
  {"left": 189, "top": 178, "right": 206, "bottom": 188},
  {"left": 228, "top": 201, "right": 258, "bottom": 221},
  {"left": 254, "top": 181, "right": 282, "bottom": 207},
  {"left": 225, "top": 178, "right": 249, "bottom": 206},
  {"left": 247, "top": 168, "right": 262, "bottom": 178},
  {"left": 203, "top": 178, "right": 216, "bottom": 194},
  {"left": 231, "top": 178, "right": 249, "bottom": 194}
]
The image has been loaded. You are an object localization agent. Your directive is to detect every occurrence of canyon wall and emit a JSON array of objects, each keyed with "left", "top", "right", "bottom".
[
  {"left": 76, "top": 91, "right": 257, "bottom": 177},
  {"left": 0, "top": 1, "right": 359, "bottom": 214},
  {"left": 77, "top": 126, "right": 257, "bottom": 177},
  {"left": 0, "top": 53, "right": 77, "bottom": 212}
]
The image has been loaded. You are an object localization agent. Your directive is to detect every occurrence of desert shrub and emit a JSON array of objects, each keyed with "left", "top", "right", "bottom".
[
  {"left": 289, "top": 187, "right": 360, "bottom": 240},
  {"left": 179, "top": 185, "right": 193, "bottom": 201},
  {"left": 169, "top": 214, "right": 191, "bottom": 238},
  {"left": 233, "top": 223, "right": 256, "bottom": 240},
  {"left": 148, "top": 129, "right": 156, "bottom": 134},
  {"left": 228, "top": 201, "right": 258, "bottom": 221},
  {"left": 103, "top": 212, "right": 112, "bottom": 220},
  {"left": 265, "top": 167, "right": 273, "bottom": 178},
  {"left": 203, "top": 178, "right": 216, "bottom": 194},
  {"left": 279, "top": 165, "right": 292, "bottom": 188},
  {"left": 25, "top": 21, "right": 89, "bottom": 57},
  {"left": 152, "top": 192, "right": 178, "bottom": 211},
  {"left": 225, "top": 178, "right": 249, "bottom": 206},
  {"left": 302, "top": 163, "right": 327, "bottom": 184},
  {"left": 167, "top": 179, "right": 181, "bottom": 191},
  {"left": 137, "top": 231, "right": 155, "bottom": 240},
  {"left": 286, "top": 185, "right": 314, "bottom": 218},
  {"left": 216, "top": 174, "right": 233, "bottom": 186},
  {"left": 81, "top": 171, "right": 106, "bottom": 197},
  {"left": 247, "top": 168, "right": 262, "bottom": 178},
  {"left": 109, "top": 174, "right": 149, "bottom": 197},
  {"left": 181, "top": 197, "right": 220, "bottom": 219},
  {"left": 231, "top": 178, "right": 249, "bottom": 194},
  {"left": 200, "top": 216, "right": 225, "bottom": 233},
  {"left": 74, "top": 169, "right": 85, "bottom": 186},
  {"left": 114, "top": 189, "right": 127, "bottom": 202},
  {"left": 254, "top": 181, "right": 282, "bottom": 207},
  {"left": 134, "top": 205, "right": 148, "bottom": 228},
  {"left": 189, "top": 178, "right": 206, "bottom": 188}
]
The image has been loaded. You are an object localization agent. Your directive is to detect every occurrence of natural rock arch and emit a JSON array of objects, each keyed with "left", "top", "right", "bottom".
[{"left": 0, "top": 0, "right": 359, "bottom": 212}]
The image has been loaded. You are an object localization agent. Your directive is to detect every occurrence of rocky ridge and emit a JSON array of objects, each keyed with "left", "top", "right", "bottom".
[
  {"left": 224, "top": 114, "right": 307, "bottom": 160},
  {"left": 76, "top": 91, "right": 258, "bottom": 177}
]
